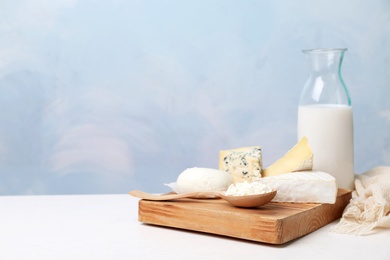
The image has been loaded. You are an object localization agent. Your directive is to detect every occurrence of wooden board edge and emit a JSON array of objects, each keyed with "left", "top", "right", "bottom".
[
  {"left": 272, "top": 189, "right": 352, "bottom": 244},
  {"left": 137, "top": 189, "right": 352, "bottom": 245}
]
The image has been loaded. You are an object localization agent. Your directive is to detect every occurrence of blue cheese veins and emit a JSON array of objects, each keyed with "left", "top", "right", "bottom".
[{"left": 219, "top": 146, "right": 262, "bottom": 183}]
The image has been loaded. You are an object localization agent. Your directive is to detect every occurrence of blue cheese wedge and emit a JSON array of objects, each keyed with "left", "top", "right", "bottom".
[
  {"left": 258, "top": 171, "right": 337, "bottom": 204},
  {"left": 219, "top": 146, "right": 262, "bottom": 183}
]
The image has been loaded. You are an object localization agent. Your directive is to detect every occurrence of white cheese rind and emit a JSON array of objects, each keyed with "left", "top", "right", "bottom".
[{"left": 258, "top": 171, "right": 337, "bottom": 204}]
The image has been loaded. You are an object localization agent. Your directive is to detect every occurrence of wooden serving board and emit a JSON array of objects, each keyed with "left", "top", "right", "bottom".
[{"left": 137, "top": 189, "right": 351, "bottom": 244}]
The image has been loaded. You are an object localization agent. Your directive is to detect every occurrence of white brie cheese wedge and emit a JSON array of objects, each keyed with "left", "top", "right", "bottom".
[
  {"left": 262, "top": 137, "right": 313, "bottom": 177},
  {"left": 258, "top": 171, "right": 337, "bottom": 204}
]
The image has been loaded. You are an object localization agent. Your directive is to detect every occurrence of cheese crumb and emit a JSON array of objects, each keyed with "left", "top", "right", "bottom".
[{"left": 225, "top": 181, "right": 273, "bottom": 196}]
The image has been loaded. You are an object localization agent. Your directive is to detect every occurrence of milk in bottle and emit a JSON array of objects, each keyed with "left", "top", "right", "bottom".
[{"left": 297, "top": 49, "right": 354, "bottom": 190}]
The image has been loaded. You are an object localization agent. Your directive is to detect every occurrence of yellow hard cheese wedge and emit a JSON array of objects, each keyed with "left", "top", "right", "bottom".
[
  {"left": 219, "top": 146, "right": 262, "bottom": 183},
  {"left": 262, "top": 137, "right": 313, "bottom": 177}
]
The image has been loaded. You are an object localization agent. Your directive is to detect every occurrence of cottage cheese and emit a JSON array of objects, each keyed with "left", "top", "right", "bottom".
[{"left": 225, "top": 181, "right": 273, "bottom": 196}]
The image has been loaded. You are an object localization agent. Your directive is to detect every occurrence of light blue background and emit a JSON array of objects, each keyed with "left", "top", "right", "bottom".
[{"left": 0, "top": 0, "right": 389, "bottom": 195}]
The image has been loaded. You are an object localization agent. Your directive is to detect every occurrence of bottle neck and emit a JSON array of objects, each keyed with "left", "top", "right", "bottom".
[
  {"left": 304, "top": 49, "right": 345, "bottom": 76},
  {"left": 300, "top": 48, "right": 351, "bottom": 106}
]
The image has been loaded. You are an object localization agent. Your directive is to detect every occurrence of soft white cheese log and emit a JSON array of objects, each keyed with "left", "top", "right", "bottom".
[
  {"left": 258, "top": 171, "right": 337, "bottom": 204},
  {"left": 165, "top": 167, "right": 234, "bottom": 194}
]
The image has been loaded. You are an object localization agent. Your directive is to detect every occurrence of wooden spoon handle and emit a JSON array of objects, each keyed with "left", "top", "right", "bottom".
[{"left": 129, "top": 190, "right": 220, "bottom": 201}]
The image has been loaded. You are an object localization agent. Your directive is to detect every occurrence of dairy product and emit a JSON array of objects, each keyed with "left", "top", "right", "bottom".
[
  {"left": 219, "top": 146, "right": 262, "bottom": 183},
  {"left": 262, "top": 137, "right": 313, "bottom": 177},
  {"left": 166, "top": 167, "right": 233, "bottom": 193},
  {"left": 258, "top": 171, "right": 337, "bottom": 204},
  {"left": 298, "top": 104, "right": 354, "bottom": 190},
  {"left": 225, "top": 181, "right": 273, "bottom": 196}
]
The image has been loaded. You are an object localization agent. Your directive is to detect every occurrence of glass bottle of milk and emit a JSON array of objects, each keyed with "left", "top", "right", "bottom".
[{"left": 298, "top": 48, "right": 354, "bottom": 190}]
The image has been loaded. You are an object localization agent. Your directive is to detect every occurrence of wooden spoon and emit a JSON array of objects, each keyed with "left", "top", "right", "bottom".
[{"left": 129, "top": 189, "right": 277, "bottom": 208}]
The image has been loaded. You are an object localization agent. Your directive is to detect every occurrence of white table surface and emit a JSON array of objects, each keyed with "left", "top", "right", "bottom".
[{"left": 0, "top": 194, "right": 389, "bottom": 260}]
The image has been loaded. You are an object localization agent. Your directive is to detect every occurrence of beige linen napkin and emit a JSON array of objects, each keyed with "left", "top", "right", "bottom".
[{"left": 331, "top": 166, "right": 390, "bottom": 235}]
